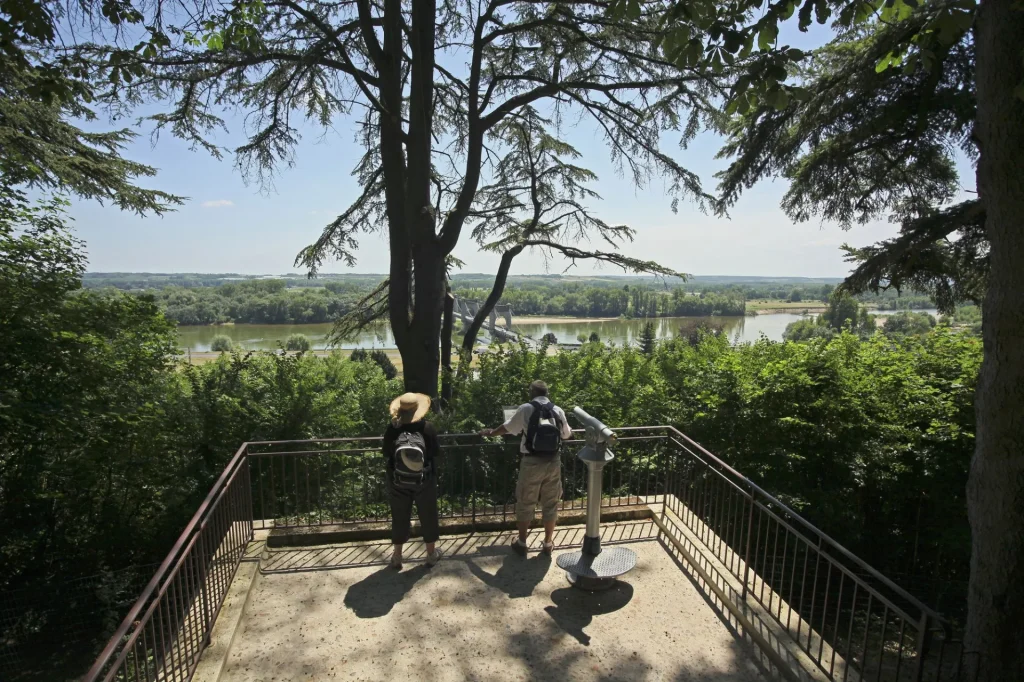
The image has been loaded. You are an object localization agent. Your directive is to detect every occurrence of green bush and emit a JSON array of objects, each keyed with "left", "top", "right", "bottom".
[
  {"left": 883, "top": 311, "right": 937, "bottom": 336},
  {"left": 368, "top": 349, "right": 398, "bottom": 380},
  {"left": 210, "top": 334, "right": 234, "bottom": 352},
  {"left": 285, "top": 333, "right": 312, "bottom": 351}
]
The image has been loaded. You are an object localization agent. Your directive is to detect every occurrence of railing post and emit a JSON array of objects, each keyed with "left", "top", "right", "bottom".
[
  {"left": 244, "top": 450, "right": 254, "bottom": 541},
  {"left": 912, "top": 613, "right": 931, "bottom": 682},
  {"left": 197, "top": 526, "right": 213, "bottom": 646},
  {"left": 741, "top": 484, "right": 756, "bottom": 600},
  {"left": 471, "top": 448, "right": 477, "bottom": 529}
]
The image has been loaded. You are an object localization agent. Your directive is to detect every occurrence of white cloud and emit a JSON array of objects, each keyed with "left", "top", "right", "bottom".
[{"left": 201, "top": 199, "right": 234, "bottom": 208}]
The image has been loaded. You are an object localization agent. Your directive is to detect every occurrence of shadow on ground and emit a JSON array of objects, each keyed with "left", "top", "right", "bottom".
[
  {"left": 343, "top": 564, "right": 433, "bottom": 618},
  {"left": 260, "top": 521, "right": 658, "bottom": 574},
  {"left": 544, "top": 582, "right": 634, "bottom": 646},
  {"left": 223, "top": 523, "right": 771, "bottom": 682},
  {"left": 465, "top": 545, "right": 553, "bottom": 599}
]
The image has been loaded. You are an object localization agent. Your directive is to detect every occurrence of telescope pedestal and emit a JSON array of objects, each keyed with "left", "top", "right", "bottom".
[{"left": 558, "top": 408, "right": 638, "bottom": 590}]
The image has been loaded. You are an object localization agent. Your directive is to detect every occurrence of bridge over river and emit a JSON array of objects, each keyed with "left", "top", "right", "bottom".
[{"left": 451, "top": 295, "right": 540, "bottom": 349}]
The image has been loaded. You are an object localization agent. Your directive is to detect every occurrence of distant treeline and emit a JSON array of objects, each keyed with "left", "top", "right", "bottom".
[
  {"left": 149, "top": 280, "right": 364, "bottom": 325},
  {"left": 453, "top": 284, "right": 747, "bottom": 317},
  {"left": 99, "top": 273, "right": 938, "bottom": 326}
]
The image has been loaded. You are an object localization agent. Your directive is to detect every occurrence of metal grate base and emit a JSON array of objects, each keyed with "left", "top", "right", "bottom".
[{"left": 556, "top": 546, "right": 638, "bottom": 590}]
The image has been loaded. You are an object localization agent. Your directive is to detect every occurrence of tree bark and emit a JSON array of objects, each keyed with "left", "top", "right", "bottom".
[
  {"left": 966, "top": 2, "right": 1024, "bottom": 678},
  {"left": 460, "top": 245, "right": 525, "bottom": 360},
  {"left": 440, "top": 291, "right": 454, "bottom": 407}
]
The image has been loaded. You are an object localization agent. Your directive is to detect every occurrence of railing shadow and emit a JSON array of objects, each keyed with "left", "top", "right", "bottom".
[{"left": 259, "top": 520, "right": 660, "bottom": 574}]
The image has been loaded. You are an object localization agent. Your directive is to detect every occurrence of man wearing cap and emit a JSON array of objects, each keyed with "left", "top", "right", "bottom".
[
  {"left": 383, "top": 392, "right": 442, "bottom": 570},
  {"left": 479, "top": 380, "right": 572, "bottom": 555}
]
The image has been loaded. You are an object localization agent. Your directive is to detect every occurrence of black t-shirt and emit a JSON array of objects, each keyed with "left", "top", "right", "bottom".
[{"left": 383, "top": 420, "right": 440, "bottom": 471}]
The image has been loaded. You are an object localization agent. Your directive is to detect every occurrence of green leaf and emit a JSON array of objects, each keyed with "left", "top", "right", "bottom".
[
  {"left": 771, "top": 88, "right": 790, "bottom": 111},
  {"left": 758, "top": 23, "right": 779, "bottom": 51},
  {"left": 814, "top": 0, "right": 832, "bottom": 24},
  {"left": 798, "top": 0, "right": 814, "bottom": 30}
]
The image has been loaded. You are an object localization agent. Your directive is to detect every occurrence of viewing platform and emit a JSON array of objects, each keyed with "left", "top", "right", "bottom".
[{"left": 82, "top": 427, "right": 977, "bottom": 682}]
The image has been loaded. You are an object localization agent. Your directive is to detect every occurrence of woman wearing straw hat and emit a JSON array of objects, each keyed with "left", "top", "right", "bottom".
[{"left": 383, "top": 392, "right": 442, "bottom": 570}]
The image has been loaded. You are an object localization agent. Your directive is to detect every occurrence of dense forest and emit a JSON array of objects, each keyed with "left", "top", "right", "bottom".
[
  {"left": 1, "top": 223, "right": 980, "bottom": 679},
  {"left": 147, "top": 280, "right": 364, "bottom": 325}
]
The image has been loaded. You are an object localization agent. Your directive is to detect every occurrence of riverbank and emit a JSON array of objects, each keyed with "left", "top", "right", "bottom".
[
  {"left": 747, "top": 300, "right": 827, "bottom": 313},
  {"left": 494, "top": 315, "right": 619, "bottom": 325}
]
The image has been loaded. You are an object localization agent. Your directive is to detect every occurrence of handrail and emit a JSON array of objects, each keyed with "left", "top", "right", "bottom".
[
  {"left": 662, "top": 425, "right": 944, "bottom": 624},
  {"left": 83, "top": 443, "right": 250, "bottom": 682},
  {"left": 83, "top": 422, "right": 957, "bottom": 682}
]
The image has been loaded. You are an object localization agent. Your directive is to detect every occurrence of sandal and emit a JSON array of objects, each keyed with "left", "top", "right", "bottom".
[
  {"left": 541, "top": 541, "right": 554, "bottom": 555},
  {"left": 389, "top": 554, "right": 403, "bottom": 570},
  {"left": 426, "top": 548, "right": 443, "bottom": 566}
]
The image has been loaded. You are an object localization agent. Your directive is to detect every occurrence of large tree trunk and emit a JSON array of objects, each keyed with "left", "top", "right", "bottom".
[
  {"left": 380, "top": 0, "right": 443, "bottom": 397},
  {"left": 965, "top": 2, "right": 1024, "bottom": 678},
  {"left": 399, "top": 244, "right": 445, "bottom": 396}
]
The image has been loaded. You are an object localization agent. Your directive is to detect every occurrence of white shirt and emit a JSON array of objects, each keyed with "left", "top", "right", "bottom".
[{"left": 502, "top": 396, "right": 573, "bottom": 454}]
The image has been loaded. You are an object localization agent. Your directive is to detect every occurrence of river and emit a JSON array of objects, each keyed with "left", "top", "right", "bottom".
[{"left": 176, "top": 313, "right": 830, "bottom": 351}]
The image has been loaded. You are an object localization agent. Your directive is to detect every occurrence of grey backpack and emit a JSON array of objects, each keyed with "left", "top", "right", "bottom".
[{"left": 392, "top": 429, "right": 429, "bottom": 489}]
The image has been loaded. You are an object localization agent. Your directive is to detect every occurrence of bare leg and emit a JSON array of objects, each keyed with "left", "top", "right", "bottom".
[
  {"left": 518, "top": 516, "right": 530, "bottom": 543},
  {"left": 393, "top": 542, "right": 403, "bottom": 561},
  {"left": 426, "top": 542, "right": 436, "bottom": 554},
  {"left": 543, "top": 518, "right": 556, "bottom": 545}
]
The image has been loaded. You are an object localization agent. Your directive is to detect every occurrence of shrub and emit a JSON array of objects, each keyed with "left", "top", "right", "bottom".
[
  {"left": 210, "top": 334, "right": 234, "bottom": 352},
  {"left": 368, "top": 350, "right": 398, "bottom": 380},
  {"left": 285, "top": 333, "right": 312, "bottom": 352}
]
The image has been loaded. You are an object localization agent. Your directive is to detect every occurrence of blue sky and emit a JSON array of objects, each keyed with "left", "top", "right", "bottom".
[{"left": 69, "top": 22, "right": 973, "bottom": 278}]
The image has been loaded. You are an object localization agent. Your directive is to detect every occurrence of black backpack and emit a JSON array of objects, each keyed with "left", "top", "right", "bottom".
[
  {"left": 526, "top": 400, "right": 562, "bottom": 456},
  {"left": 392, "top": 429, "right": 430, "bottom": 489}
]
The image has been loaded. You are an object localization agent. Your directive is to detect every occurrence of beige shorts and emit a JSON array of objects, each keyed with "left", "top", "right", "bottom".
[{"left": 515, "top": 457, "right": 562, "bottom": 524}]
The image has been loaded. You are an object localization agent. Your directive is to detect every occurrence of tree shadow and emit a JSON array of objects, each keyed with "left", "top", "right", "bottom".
[
  {"left": 544, "top": 581, "right": 635, "bottom": 646},
  {"left": 465, "top": 544, "right": 552, "bottom": 599},
  {"left": 342, "top": 564, "right": 431, "bottom": 618}
]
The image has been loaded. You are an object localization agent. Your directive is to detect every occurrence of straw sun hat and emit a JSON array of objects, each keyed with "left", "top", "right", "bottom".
[{"left": 389, "top": 392, "right": 431, "bottom": 424}]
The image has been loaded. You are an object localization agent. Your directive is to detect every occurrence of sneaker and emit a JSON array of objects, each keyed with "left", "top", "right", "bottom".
[
  {"left": 426, "top": 548, "right": 443, "bottom": 566},
  {"left": 511, "top": 537, "right": 529, "bottom": 556},
  {"left": 389, "top": 554, "right": 403, "bottom": 570},
  {"left": 541, "top": 541, "right": 554, "bottom": 555}
]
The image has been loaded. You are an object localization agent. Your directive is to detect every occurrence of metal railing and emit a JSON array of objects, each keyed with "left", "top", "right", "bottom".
[
  {"left": 84, "top": 425, "right": 975, "bottom": 682},
  {"left": 245, "top": 430, "right": 670, "bottom": 530},
  {"left": 659, "top": 427, "right": 978, "bottom": 682},
  {"left": 83, "top": 446, "right": 253, "bottom": 682}
]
